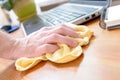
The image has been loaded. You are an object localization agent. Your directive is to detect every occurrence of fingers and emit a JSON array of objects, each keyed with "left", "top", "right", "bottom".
[
  {"left": 61, "top": 24, "right": 76, "bottom": 31},
  {"left": 33, "top": 24, "right": 80, "bottom": 47},
  {"left": 30, "top": 44, "right": 59, "bottom": 57},
  {"left": 61, "top": 24, "right": 82, "bottom": 38},
  {"left": 36, "top": 24, "right": 80, "bottom": 38},
  {"left": 39, "top": 26, "right": 53, "bottom": 32},
  {"left": 48, "top": 25, "right": 80, "bottom": 38},
  {"left": 41, "top": 34, "right": 78, "bottom": 48}
]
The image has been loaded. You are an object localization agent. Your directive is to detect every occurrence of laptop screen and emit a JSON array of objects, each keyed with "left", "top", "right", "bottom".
[{"left": 70, "top": 0, "right": 107, "bottom": 6}]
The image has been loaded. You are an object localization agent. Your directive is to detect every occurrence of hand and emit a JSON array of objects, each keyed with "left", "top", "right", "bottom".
[{"left": 4, "top": 24, "right": 80, "bottom": 59}]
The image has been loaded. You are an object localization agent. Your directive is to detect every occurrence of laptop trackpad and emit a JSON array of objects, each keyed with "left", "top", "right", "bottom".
[{"left": 22, "top": 16, "right": 50, "bottom": 35}]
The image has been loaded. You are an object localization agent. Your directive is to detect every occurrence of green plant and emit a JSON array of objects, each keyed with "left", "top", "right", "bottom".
[{"left": 1, "top": 0, "right": 17, "bottom": 10}]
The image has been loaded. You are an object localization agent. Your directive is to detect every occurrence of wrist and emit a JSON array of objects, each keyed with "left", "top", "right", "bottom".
[
  {"left": 10, "top": 37, "right": 30, "bottom": 59},
  {"left": 0, "top": 31, "right": 18, "bottom": 59}
]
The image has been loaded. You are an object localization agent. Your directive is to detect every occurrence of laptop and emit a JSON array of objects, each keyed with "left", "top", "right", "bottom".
[{"left": 22, "top": 0, "right": 108, "bottom": 35}]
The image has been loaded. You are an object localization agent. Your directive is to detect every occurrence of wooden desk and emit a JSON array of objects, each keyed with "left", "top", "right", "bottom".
[{"left": 0, "top": 8, "right": 120, "bottom": 80}]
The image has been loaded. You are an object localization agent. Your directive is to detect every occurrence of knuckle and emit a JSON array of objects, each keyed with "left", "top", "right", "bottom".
[
  {"left": 43, "top": 44, "right": 49, "bottom": 47},
  {"left": 41, "top": 27, "right": 49, "bottom": 31},
  {"left": 57, "top": 26, "right": 65, "bottom": 33},
  {"left": 50, "top": 33, "right": 59, "bottom": 39},
  {"left": 42, "top": 34, "right": 59, "bottom": 44},
  {"left": 42, "top": 44, "right": 50, "bottom": 51}
]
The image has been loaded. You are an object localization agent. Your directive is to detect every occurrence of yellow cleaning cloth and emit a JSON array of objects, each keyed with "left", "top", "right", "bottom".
[{"left": 15, "top": 24, "right": 93, "bottom": 71}]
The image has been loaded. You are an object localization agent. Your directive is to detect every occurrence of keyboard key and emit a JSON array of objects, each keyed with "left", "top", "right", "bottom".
[{"left": 41, "top": 6, "right": 97, "bottom": 25}]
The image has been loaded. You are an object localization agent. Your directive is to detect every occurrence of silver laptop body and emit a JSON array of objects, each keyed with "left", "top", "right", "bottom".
[{"left": 22, "top": 0, "right": 108, "bottom": 35}]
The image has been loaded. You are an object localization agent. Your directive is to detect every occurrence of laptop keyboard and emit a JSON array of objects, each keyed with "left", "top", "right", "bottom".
[{"left": 40, "top": 6, "right": 98, "bottom": 25}]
